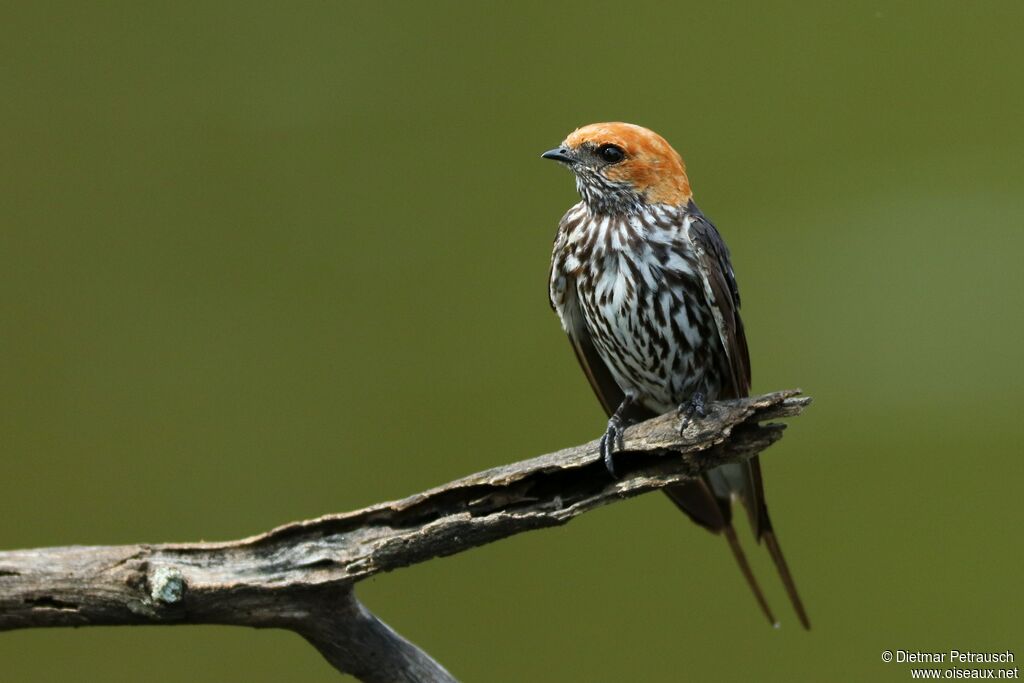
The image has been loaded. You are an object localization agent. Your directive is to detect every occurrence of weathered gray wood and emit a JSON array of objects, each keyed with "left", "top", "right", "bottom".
[{"left": 0, "top": 390, "right": 809, "bottom": 681}]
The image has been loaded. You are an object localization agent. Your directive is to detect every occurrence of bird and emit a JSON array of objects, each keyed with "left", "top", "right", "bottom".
[{"left": 542, "top": 122, "right": 809, "bottom": 629}]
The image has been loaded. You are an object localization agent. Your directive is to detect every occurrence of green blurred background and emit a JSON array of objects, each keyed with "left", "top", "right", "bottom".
[{"left": 2, "top": 2, "right": 1022, "bottom": 681}]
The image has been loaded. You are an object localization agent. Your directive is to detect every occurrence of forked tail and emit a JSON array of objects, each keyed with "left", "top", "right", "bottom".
[{"left": 664, "top": 466, "right": 810, "bottom": 629}]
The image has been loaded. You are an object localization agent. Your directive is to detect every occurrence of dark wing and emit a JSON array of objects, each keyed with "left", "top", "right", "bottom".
[
  {"left": 686, "top": 202, "right": 750, "bottom": 397},
  {"left": 686, "top": 201, "right": 810, "bottom": 629}
]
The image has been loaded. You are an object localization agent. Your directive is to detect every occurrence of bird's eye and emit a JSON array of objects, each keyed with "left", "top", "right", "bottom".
[{"left": 597, "top": 144, "right": 625, "bottom": 163}]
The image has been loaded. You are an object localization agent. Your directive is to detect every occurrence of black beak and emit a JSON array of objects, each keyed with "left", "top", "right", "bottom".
[{"left": 541, "top": 147, "right": 575, "bottom": 164}]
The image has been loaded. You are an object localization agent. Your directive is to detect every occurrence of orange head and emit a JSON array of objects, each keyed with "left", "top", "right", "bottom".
[{"left": 542, "top": 122, "right": 692, "bottom": 212}]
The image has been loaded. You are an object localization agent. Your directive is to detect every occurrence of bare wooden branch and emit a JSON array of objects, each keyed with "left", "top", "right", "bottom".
[{"left": 0, "top": 390, "right": 809, "bottom": 681}]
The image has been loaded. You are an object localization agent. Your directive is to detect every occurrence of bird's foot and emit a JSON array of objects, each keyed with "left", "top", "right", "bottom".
[
  {"left": 677, "top": 391, "right": 708, "bottom": 435},
  {"left": 600, "top": 394, "right": 637, "bottom": 478},
  {"left": 599, "top": 416, "right": 623, "bottom": 478}
]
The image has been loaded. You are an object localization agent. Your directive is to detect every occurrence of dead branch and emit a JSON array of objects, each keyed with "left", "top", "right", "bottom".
[{"left": 0, "top": 390, "right": 810, "bottom": 682}]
